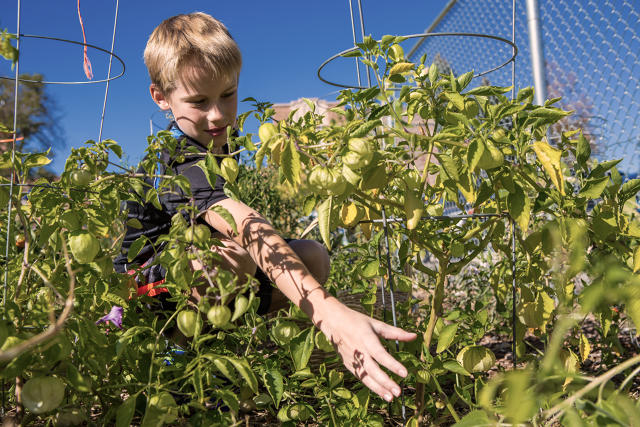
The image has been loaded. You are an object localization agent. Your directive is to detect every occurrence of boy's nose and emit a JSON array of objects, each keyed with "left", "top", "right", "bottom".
[{"left": 206, "top": 104, "right": 224, "bottom": 123}]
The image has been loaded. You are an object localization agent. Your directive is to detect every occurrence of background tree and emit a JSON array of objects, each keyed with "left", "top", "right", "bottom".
[{"left": 0, "top": 73, "right": 64, "bottom": 156}]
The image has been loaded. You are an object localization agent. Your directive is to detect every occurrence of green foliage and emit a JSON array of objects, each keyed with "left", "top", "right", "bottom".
[{"left": 1, "top": 35, "right": 640, "bottom": 426}]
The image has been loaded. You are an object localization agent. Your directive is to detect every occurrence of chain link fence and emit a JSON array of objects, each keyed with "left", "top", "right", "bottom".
[{"left": 408, "top": 0, "right": 640, "bottom": 177}]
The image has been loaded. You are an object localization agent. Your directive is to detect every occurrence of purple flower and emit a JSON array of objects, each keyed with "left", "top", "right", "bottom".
[{"left": 96, "top": 306, "right": 123, "bottom": 329}]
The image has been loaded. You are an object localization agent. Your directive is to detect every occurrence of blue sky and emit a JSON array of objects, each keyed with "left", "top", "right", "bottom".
[{"left": 1, "top": 0, "right": 449, "bottom": 173}]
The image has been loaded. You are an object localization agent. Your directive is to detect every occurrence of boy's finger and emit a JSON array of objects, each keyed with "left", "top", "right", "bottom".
[
  {"left": 359, "top": 363, "right": 398, "bottom": 402},
  {"left": 373, "top": 321, "right": 417, "bottom": 342},
  {"left": 370, "top": 343, "right": 409, "bottom": 378}
]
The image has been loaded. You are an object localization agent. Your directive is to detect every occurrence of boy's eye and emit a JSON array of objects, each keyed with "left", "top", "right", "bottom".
[
  {"left": 222, "top": 90, "right": 236, "bottom": 98},
  {"left": 190, "top": 99, "right": 206, "bottom": 105}
]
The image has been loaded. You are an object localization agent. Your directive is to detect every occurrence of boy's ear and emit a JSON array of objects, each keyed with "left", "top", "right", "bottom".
[{"left": 150, "top": 84, "right": 171, "bottom": 110}]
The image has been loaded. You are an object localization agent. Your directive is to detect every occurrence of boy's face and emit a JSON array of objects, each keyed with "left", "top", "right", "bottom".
[{"left": 151, "top": 67, "right": 238, "bottom": 148}]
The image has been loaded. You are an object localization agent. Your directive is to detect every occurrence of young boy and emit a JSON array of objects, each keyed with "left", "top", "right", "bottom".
[{"left": 118, "top": 12, "right": 416, "bottom": 403}]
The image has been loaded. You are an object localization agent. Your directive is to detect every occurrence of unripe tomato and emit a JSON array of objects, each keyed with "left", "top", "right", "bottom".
[
  {"left": 55, "top": 408, "right": 86, "bottom": 426},
  {"left": 69, "top": 168, "right": 92, "bottom": 187},
  {"left": 184, "top": 224, "right": 211, "bottom": 245},
  {"left": 220, "top": 157, "right": 239, "bottom": 183},
  {"left": 326, "top": 169, "right": 347, "bottom": 196},
  {"left": 286, "top": 403, "right": 312, "bottom": 421},
  {"left": 348, "top": 138, "right": 373, "bottom": 156},
  {"left": 258, "top": 122, "right": 277, "bottom": 143},
  {"left": 68, "top": 231, "right": 100, "bottom": 264},
  {"left": 272, "top": 321, "right": 300, "bottom": 345},
  {"left": 207, "top": 305, "right": 231, "bottom": 327},
  {"left": 21, "top": 376, "right": 65, "bottom": 414},
  {"left": 450, "top": 241, "right": 465, "bottom": 258},
  {"left": 476, "top": 140, "right": 504, "bottom": 170},
  {"left": 308, "top": 166, "right": 332, "bottom": 194},
  {"left": 176, "top": 310, "right": 200, "bottom": 337},
  {"left": 343, "top": 151, "right": 370, "bottom": 170}
]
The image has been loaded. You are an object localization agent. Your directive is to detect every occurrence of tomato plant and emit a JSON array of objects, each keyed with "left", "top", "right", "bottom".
[{"left": 1, "top": 34, "right": 640, "bottom": 426}]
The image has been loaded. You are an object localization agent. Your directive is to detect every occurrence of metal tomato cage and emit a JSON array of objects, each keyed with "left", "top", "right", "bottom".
[
  {"left": 316, "top": 0, "right": 535, "bottom": 418},
  {"left": 0, "top": 0, "right": 123, "bottom": 415}
]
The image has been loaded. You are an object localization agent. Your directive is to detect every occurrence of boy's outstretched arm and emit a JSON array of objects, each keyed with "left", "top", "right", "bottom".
[{"left": 204, "top": 197, "right": 417, "bottom": 402}]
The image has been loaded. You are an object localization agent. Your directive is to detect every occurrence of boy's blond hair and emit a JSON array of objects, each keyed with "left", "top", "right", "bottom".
[{"left": 144, "top": 12, "right": 242, "bottom": 94}]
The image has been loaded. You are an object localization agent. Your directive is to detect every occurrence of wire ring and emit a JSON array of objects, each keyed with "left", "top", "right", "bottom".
[
  {"left": 317, "top": 32, "right": 518, "bottom": 89},
  {"left": 0, "top": 34, "right": 125, "bottom": 85}
]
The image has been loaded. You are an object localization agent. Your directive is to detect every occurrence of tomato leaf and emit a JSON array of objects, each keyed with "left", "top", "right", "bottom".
[
  {"left": 210, "top": 204, "right": 238, "bottom": 235},
  {"left": 532, "top": 141, "right": 565, "bottom": 195},
  {"left": 263, "top": 369, "right": 284, "bottom": 409},
  {"left": 508, "top": 184, "right": 531, "bottom": 231},
  {"left": 436, "top": 323, "right": 458, "bottom": 354},
  {"left": 280, "top": 139, "right": 301, "bottom": 185},
  {"left": 317, "top": 197, "right": 333, "bottom": 250},
  {"left": 289, "top": 327, "right": 315, "bottom": 371},
  {"left": 115, "top": 395, "right": 137, "bottom": 427},
  {"left": 226, "top": 356, "right": 258, "bottom": 394},
  {"left": 579, "top": 176, "right": 609, "bottom": 199},
  {"left": 127, "top": 235, "right": 148, "bottom": 263}
]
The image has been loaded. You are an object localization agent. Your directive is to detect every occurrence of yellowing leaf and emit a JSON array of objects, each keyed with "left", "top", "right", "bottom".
[
  {"left": 389, "top": 62, "right": 414, "bottom": 75},
  {"left": 634, "top": 245, "right": 640, "bottom": 273},
  {"left": 579, "top": 333, "right": 591, "bottom": 362},
  {"left": 532, "top": 141, "right": 565, "bottom": 195}
]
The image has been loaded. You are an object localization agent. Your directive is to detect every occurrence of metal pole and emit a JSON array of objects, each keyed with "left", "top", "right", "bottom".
[
  {"left": 4, "top": 0, "right": 21, "bottom": 307},
  {"left": 526, "top": 0, "right": 548, "bottom": 106}
]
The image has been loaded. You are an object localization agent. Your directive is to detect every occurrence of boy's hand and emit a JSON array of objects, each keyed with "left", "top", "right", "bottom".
[{"left": 314, "top": 298, "right": 417, "bottom": 402}]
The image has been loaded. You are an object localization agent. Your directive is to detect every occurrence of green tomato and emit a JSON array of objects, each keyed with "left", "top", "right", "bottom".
[
  {"left": 21, "top": 376, "right": 65, "bottom": 414},
  {"left": 272, "top": 321, "right": 300, "bottom": 345},
  {"left": 69, "top": 168, "right": 92, "bottom": 187},
  {"left": 326, "top": 169, "right": 347, "bottom": 196},
  {"left": 450, "top": 241, "right": 465, "bottom": 258},
  {"left": 184, "top": 224, "right": 211, "bottom": 246},
  {"left": 476, "top": 140, "right": 504, "bottom": 170},
  {"left": 220, "top": 157, "right": 239, "bottom": 183},
  {"left": 343, "top": 150, "right": 373, "bottom": 170},
  {"left": 308, "top": 166, "right": 332, "bottom": 194},
  {"left": 55, "top": 408, "right": 86, "bottom": 426},
  {"left": 68, "top": 231, "right": 100, "bottom": 264},
  {"left": 176, "top": 310, "right": 200, "bottom": 337},
  {"left": 258, "top": 122, "right": 277, "bottom": 143},
  {"left": 207, "top": 305, "right": 231, "bottom": 327}
]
